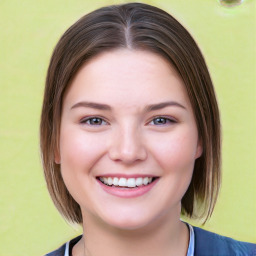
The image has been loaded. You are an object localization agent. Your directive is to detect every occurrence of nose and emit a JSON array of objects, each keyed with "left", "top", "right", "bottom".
[{"left": 108, "top": 125, "right": 147, "bottom": 164}]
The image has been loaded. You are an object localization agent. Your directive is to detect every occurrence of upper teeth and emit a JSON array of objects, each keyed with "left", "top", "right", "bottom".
[{"left": 99, "top": 177, "right": 153, "bottom": 188}]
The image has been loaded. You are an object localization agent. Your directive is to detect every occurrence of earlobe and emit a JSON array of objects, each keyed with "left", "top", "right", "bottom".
[
  {"left": 195, "top": 139, "right": 203, "bottom": 159},
  {"left": 54, "top": 149, "right": 61, "bottom": 164}
]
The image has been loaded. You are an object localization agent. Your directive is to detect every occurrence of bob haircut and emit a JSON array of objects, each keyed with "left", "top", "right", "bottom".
[{"left": 40, "top": 2, "right": 221, "bottom": 224}]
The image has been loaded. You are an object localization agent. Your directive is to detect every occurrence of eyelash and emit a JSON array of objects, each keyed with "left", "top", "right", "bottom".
[
  {"left": 80, "top": 116, "right": 108, "bottom": 126},
  {"left": 80, "top": 116, "right": 176, "bottom": 126},
  {"left": 148, "top": 116, "right": 177, "bottom": 126}
]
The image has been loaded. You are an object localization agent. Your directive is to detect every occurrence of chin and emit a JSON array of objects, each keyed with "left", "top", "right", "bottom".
[
  {"left": 106, "top": 217, "right": 152, "bottom": 231},
  {"left": 100, "top": 207, "right": 171, "bottom": 232},
  {"left": 97, "top": 208, "right": 155, "bottom": 231}
]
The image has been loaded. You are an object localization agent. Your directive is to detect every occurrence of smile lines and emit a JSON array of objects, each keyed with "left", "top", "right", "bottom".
[{"left": 98, "top": 176, "right": 156, "bottom": 188}]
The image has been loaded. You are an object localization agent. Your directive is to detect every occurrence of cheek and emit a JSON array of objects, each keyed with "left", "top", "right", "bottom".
[
  {"left": 58, "top": 128, "right": 107, "bottom": 204},
  {"left": 152, "top": 132, "right": 198, "bottom": 205},
  {"left": 59, "top": 128, "right": 106, "bottom": 178},
  {"left": 152, "top": 132, "right": 199, "bottom": 170}
]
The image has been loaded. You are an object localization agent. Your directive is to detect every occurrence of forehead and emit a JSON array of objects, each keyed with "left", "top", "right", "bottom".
[{"left": 63, "top": 49, "right": 191, "bottom": 111}]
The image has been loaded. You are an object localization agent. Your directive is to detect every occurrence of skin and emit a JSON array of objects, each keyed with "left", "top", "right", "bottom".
[{"left": 56, "top": 49, "right": 202, "bottom": 256}]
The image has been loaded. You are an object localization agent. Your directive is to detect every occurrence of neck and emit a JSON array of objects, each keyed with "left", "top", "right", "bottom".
[{"left": 73, "top": 211, "right": 189, "bottom": 256}]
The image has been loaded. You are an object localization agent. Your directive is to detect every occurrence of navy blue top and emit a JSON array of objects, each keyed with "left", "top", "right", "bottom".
[
  {"left": 193, "top": 227, "right": 256, "bottom": 256},
  {"left": 45, "top": 225, "right": 256, "bottom": 256}
]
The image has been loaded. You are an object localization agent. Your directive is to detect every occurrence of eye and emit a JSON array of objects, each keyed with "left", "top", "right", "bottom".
[
  {"left": 80, "top": 117, "right": 108, "bottom": 126},
  {"left": 149, "top": 116, "right": 176, "bottom": 125}
]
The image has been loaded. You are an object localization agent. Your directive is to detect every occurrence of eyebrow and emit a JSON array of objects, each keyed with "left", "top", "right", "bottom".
[
  {"left": 70, "top": 101, "right": 186, "bottom": 111},
  {"left": 145, "top": 101, "right": 186, "bottom": 111},
  {"left": 71, "top": 101, "right": 112, "bottom": 111}
]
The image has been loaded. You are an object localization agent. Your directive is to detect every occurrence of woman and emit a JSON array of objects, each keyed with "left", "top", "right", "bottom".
[{"left": 41, "top": 3, "right": 256, "bottom": 255}]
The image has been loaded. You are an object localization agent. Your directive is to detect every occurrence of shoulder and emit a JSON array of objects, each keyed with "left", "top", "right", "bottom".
[
  {"left": 45, "top": 235, "right": 82, "bottom": 256},
  {"left": 193, "top": 226, "right": 256, "bottom": 256},
  {"left": 45, "top": 243, "right": 66, "bottom": 256}
]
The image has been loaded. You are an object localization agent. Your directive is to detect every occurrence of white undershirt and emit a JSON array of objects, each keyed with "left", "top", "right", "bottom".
[{"left": 64, "top": 241, "right": 70, "bottom": 256}]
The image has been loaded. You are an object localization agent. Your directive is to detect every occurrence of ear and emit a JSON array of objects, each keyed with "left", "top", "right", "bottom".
[
  {"left": 54, "top": 147, "right": 61, "bottom": 164},
  {"left": 195, "top": 138, "right": 203, "bottom": 159}
]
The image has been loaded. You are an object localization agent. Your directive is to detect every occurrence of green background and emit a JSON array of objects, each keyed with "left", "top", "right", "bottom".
[{"left": 0, "top": 0, "right": 255, "bottom": 255}]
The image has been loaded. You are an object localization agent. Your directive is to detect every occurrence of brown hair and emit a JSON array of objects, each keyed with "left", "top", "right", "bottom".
[{"left": 40, "top": 2, "right": 221, "bottom": 224}]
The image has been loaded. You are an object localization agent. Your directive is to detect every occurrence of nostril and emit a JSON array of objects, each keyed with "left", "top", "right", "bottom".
[{"left": 108, "top": 150, "right": 147, "bottom": 164}]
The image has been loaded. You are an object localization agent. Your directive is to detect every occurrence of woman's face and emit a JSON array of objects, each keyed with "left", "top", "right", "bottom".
[{"left": 57, "top": 49, "right": 202, "bottom": 230}]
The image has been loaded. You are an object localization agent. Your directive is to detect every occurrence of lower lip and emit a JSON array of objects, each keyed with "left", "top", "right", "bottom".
[{"left": 96, "top": 179, "right": 159, "bottom": 198}]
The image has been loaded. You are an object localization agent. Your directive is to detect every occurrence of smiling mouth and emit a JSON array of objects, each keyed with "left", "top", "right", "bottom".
[{"left": 97, "top": 176, "right": 159, "bottom": 188}]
